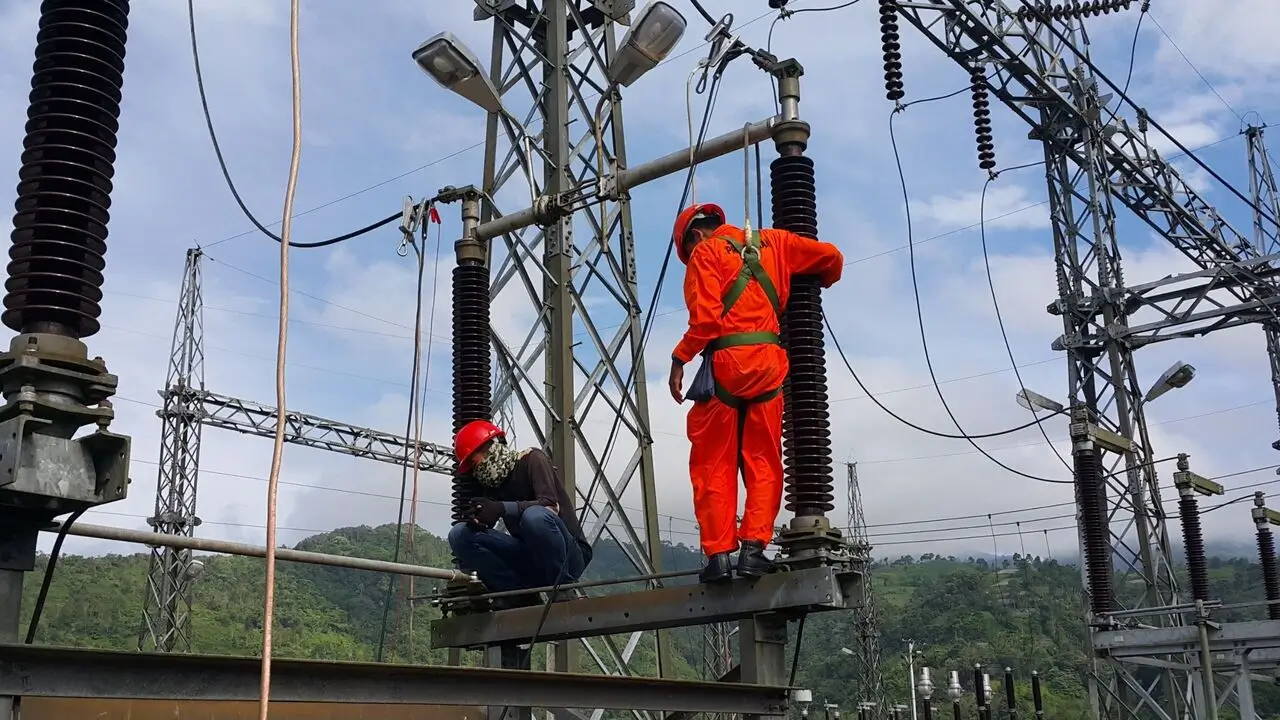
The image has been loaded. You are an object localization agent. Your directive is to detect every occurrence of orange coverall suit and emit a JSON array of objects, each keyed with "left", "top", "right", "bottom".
[{"left": 672, "top": 224, "right": 844, "bottom": 556}]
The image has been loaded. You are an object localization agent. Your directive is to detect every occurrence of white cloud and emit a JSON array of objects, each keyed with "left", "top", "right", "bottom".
[{"left": 1, "top": 0, "right": 1276, "bottom": 586}]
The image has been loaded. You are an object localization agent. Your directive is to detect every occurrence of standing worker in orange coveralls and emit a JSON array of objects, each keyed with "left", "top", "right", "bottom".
[{"left": 667, "top": 202, "right": 844, "bottom": 583}]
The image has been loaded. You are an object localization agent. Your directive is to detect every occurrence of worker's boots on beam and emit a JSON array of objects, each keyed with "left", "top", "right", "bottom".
[
  {"left": 736, "top": 540, "right": 774, "bottom": 578},
  {"left": 699, "top": 552, "right": 734, "bottom": 583}
]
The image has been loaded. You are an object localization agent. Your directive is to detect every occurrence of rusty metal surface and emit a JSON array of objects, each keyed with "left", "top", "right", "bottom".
[
  {"left": 0, "top": 643, "right": 791, "bottom": 714},
  {"left": 21, "top": 698, "right": 484, "bottom": 719},
  {"left": 432, "top": 565, "right": 862, "bottom": 647}
]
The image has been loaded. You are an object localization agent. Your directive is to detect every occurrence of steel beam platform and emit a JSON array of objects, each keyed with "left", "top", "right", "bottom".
[
  {"left": 431, "top": 566, "right": 861, "bottom": 648},
  {"left": 0, "top": 644, "right": 790, "bottom": 714},
  {"left": 1095, "top": 619, "right": 1280, "bottom": 661}
]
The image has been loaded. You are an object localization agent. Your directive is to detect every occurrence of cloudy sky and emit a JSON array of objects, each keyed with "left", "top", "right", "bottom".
[{"left": 2, "top": 0, "right": 1279, "bottom": 571}]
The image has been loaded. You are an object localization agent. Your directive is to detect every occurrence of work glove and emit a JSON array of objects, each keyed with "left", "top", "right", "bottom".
[{"left": 469, "top": 497, "right": 505, "bottom": 529}]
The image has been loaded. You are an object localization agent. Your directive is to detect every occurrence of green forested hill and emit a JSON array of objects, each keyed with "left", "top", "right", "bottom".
[{"left": 16, "top": 525, "right": 1280, "bottom": 719}]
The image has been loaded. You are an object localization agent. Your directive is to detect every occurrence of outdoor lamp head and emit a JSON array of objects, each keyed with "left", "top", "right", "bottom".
[
  {"left": 607, "top": 1, "right": 687, "bottom": 87},
  {"left": 412, "top": 31, "right": 503, "bottom": 113},
  {"left": 916, "top": 667, "right": 935, "bottom": 700},
  {"left": 1165, "top": 361, "right": 1196, "bottom": 389}
]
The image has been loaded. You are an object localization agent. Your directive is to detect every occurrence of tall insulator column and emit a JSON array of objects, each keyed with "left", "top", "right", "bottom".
[
  {"left": 1071, "top": 408, "right": 1113, "bottom": 615},
  {"left": 7, "top": 1, "right": 131, "bottom": 340},
  {"left": 450, "top": 196, "right": 492, "bottom": 525},
  {"left": 1253, "top": 492, "right": 1280, "bottom": 620},
  {"left": 1175, "top": 454, "right": 1210, "bottom": 603},
  {"left": 770, "top": 64, "right": 834, "bottom": 525}
]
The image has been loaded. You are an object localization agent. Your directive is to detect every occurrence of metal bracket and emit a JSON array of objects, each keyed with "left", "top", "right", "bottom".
[
  {"left": 0, "top": 644, "right": 791, "bottom": 714},
  {"left": 430, "top": 565, "right": 861, "bottom": 648}
]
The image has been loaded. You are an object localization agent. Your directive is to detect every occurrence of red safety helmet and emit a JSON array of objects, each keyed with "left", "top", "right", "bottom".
[
  {"left": 454, "top": 419, "right": 506, "bottom": 472},
  {"left": 672, "top": 202, "right": 725, "bottom": 264}
]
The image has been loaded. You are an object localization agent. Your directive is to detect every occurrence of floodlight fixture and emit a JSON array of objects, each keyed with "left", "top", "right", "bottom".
[
  {"left": 1144, "top": 360, "right": 1196, "bottom": 404},
  {"left": 607, "top": 1, "right": 687, "bottom": 87},
  {"left": 412, "top": 31, "right": 503, "bottom": 114},
  {"left": 916, "top": 667, "right": 935, "bottom": 700},
  {"left": 184, "top": 559, "right": 206, "bottom": 581},
  {"left": 1014, "top": 388, "right": 1065, "bottom": 415},
  {"left": 840, "top": 647, "right": 855, "bottom": 656}
]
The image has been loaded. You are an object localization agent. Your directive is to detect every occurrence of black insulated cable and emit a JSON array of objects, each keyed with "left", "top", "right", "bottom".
[
  {"left": 886, "top": 96, "right": 1071, "bottom": 485},
  {"left": 186, "top": 0, "right": 397, "bottom": 249}
]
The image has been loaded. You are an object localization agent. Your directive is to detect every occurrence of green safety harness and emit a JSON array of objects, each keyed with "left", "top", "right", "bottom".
[{"left": 701, "top": 231, "right": 785, "bottom": 473}]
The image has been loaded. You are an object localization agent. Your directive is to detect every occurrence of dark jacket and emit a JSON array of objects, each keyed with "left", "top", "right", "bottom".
[{"left": 485, "top": 448, "right": 592, "bottom": 563}]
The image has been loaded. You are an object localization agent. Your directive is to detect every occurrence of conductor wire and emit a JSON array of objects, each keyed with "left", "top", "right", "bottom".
[{"left": 258, "top": 0, "right": 302, "bottom": 716}]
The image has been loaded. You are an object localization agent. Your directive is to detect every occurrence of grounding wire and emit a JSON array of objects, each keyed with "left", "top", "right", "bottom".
[
  {"left": 887, "top": 90, "right": 1072, "bottom": 485},
  {"left": 978, "top": 163, "right": 1073, "bottom": 473},
  {"left": 23, "top": 508, "right": 87, "bottom": 644},
  {"left": 187, "top": 0, "right": 425, "bottom": 250},
  {"left": 581, "top": 51, "right": 731, "bottom": 525},
  {"left": 374, "top": 217, "right": 429, "bottom": 663}
]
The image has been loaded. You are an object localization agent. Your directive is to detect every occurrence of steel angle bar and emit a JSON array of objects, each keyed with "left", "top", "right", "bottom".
[
  {"left": 431, "top": 566, "right": 861, "bottom": 648},
  {"left": 0, "top": 645, "right": 790, "bottom": 714},
  {"left": 475, "top": 117, "right": 776, "bottom": 241},
  {"left": 195, "top": 390, "right": 454, "bottom": 474},
  {"left": 1094, "top": 619, "right": 1280, "bottom": 658},
  {"left": 50, "top": 521, "right": 471, "bottom": 582}
]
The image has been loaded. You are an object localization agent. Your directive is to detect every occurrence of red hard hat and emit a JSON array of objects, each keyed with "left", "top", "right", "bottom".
[
  {"left": 672, "top": 202, "right": 725, "bottom": 264},
  {"left": 454, "top": 419, "right": 506, "bottom": 472}
]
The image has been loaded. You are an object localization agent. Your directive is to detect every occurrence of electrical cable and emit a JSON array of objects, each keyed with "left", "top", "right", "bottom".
[
  {"left": 582, "top": 49, "right": 730, "bottom": 524},
  {"left": 24, "top": 508, "right": 87, "bottom": 644},
  {"left": 375, "top": 210, "right": 431, "bottom": 663},
  {"left": 823, "top": 314, "right": 1066, "bottom": 444},
  {"left": 186, "top": 0, "right": 397, "bottom": 249},
  {"left": 978, "top": 164, "right": 1072, "bottom": 473},
  {"left": 687, "top": 0, "right": 718, "bottom": 26},
  {"left": 885, "top": 93, "right": 1072, "bottom": 485},
  {"left": 1020, "top": 3, "right": 1279, "bottom": 229},
  {"left": 403, "top": 212, "right": 444, "bottom": 662},
  {"left": 788, "top": 614, "right": 807, "bottom": 688},
  {"left": 1146, "top": 12, "right": 1242, "bottom": 123},
  {"left": 257, "top": 0, "right": 302, "bottom": 714}
]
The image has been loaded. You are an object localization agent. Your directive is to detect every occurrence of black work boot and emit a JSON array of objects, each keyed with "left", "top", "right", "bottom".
[
  {"left": 736, "top": 540, "right": 774, "bottom": 579},
  {"left": 699, "top": 552, "right": 734, "bottom": 583}
]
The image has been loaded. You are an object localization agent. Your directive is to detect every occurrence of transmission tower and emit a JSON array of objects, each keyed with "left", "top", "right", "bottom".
[
  {"left": 846, "top": 462, "right": 883, "bottom": 718},
  {"left": 1246, "top": 124, "right": 1280, "bottom": 452},
  {"left": 887, "top": 2, "right": 1280, "bottom": 718},
  {"left": 443, "top": 0, "right": 670, "bottom": 676},
  {"left": 138, "top": 248, "right": 206, "bottom": 653}
]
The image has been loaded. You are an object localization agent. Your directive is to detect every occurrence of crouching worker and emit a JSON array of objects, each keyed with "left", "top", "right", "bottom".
[{"left": 447, "top": 419, "right": 593, "bottom": 609}]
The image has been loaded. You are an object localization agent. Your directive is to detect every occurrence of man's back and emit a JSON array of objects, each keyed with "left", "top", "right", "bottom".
[{"left": 677, "top": 224, "right": 844, "bottom": 397}]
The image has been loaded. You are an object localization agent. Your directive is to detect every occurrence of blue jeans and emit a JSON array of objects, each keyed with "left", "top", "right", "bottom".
[{"left": 448, "top": 505, "right": 587, "bottom": 593}]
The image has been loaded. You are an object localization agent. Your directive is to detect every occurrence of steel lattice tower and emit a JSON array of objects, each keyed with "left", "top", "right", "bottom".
[
  {"left": 888, "top": 2, "right": 1280, "bottom": 718},
  {"left": 846, "top": 462, "right": 883, "bottom": 718},
  {"left": 469, "top": 0, "right": 668, "bottom": 675},
  {"left": 1246, "top": 124, "right": 1280, "bottom": 451},
  {"left": 138, "top": 248, "right": 206, "bottom": 653}
]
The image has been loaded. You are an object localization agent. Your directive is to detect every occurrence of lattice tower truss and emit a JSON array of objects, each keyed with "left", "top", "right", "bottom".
[
  {"left": 138, "top": 247, "right": 205, "bottom": 653},
  {"left": 846, "top": 462, "right": 883, "bottom": 718},
  {"left": 885, "top": 1, "right": 1280, "bottom": 719},
  {"left": 457, "top": 0, "right": 670, "bottom": 676},
  {"left": 1245, "top": 124, "right": 1280, "bottom": 453}
]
